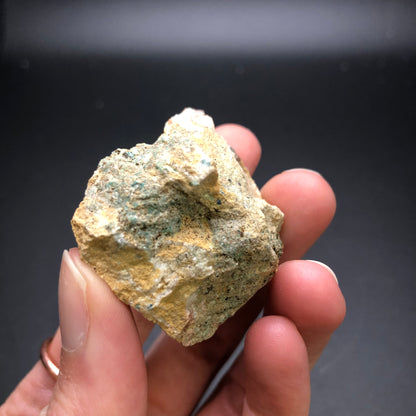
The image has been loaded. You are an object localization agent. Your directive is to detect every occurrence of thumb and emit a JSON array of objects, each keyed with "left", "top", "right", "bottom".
[{"left": 45, "top": 249, "right": 147, "bottom": 416}]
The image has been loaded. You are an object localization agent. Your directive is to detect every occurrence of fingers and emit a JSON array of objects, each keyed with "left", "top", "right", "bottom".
[
  {"left": 242, "top": 316, "right": 311, "bottom": 416},
  {"left": 146, "top": 290, "right": 266, "bottom": 416},
  {"left": 198, "top": 260, "right": 344, "bottom": 415},
  {"left": 45, "top": 249, "right": 147, "bottom": 415},
  {"left": 261, "top": 169, "right": 336, "bottom": 262},
  {"left": 198, "top": 316, "right": 310, "bottom": 416},
  {"left": 0, "top": 124, "right": 263, "bottom": 416},
  {"left": 130, "top": 307, "right": 155, "bottom": 344},
  {"left": 0, "top": 361, "right": 56, "bottom": 415},
  {"left": 215, "top": 124, "right": 262, "bottom": 175},
  {"left": 145, "top": 130, "right": 337, "bottom": 414},
  {"left": 0, "top": 326, "right": 63, "bottom": 414},
  {"left": 0, "top": 250, "right": 149, "bottom": 416},
  {"left": 266, "top": 260, "right": 346, "bottom": 367},
  {"left": 145, "top": 125, "right": 262, "bottom": 415}
]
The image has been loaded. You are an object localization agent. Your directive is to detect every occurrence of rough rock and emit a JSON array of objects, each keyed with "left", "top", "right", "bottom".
[{"left": 71, "top": 108, "right": 284, "bottom": 346}]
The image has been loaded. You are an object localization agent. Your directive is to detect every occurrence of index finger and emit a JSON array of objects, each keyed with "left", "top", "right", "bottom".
[{"left": 216, "top": 124, "right": 262, "bottom": 175}]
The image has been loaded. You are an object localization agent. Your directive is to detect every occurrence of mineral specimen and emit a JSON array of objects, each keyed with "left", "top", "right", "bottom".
[{"left": 72, "top": 108, "right": 284, "bottom": 346}]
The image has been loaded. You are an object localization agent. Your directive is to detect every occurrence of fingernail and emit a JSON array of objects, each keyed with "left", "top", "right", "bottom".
[
  {"left": 59, "top": 250, "right": 88, "bottom": 352},
  {"left": 282, "top": 168, "right": 322, "bottom": 177},
  {"left": 307, "top": 260, "right": 339, "bottom": 285},
  {"left": 39, "top": 405, "right": 49, "bottom": 415}
]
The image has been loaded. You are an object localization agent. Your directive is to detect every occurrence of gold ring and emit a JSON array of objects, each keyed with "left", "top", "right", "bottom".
[{"left": 40, "top": 337, "right": 59, "bottom": 380}]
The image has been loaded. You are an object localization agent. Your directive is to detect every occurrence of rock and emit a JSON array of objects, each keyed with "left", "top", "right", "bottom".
[{"left": 71, "top": 108, "right": 284, "bottom": 346}]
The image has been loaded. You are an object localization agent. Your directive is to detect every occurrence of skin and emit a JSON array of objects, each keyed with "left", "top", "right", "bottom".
[{"left": 1, "top": 124, "right": 346, "bottom": 416}]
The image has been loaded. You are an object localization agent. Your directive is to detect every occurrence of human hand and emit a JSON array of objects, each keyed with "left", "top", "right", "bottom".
[{"left": 1, "top": 124, "right": 346, "bottom": 416}]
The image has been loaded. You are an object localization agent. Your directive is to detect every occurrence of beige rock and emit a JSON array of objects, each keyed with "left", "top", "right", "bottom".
[{"left": 72, "top": 108, "right": 284, "bottom": 346}]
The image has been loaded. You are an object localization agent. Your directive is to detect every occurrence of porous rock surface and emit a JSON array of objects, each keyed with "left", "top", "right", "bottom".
[{"left": 72, "top": 108, "right": 284, "bottom": 346}]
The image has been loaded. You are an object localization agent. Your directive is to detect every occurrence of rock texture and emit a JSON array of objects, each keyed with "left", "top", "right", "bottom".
[{"left": 72, "top": 108, "right": 284, "bottom": 346}]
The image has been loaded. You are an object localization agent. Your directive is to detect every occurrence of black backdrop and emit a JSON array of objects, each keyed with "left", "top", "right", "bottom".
[{"left": 1, "top": 1, "right": 416, "bottom": 414}]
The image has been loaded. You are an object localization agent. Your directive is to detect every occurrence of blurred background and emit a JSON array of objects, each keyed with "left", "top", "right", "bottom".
[{"left": 1, "top": 0, "right": 415, "bottom": 413}]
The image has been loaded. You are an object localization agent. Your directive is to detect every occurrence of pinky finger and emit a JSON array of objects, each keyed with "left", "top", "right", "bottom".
[{"left": 198, "top": 316, "right": 310, "bottom": 416}]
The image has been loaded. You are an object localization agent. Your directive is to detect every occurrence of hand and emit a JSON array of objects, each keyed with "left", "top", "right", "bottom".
[{"left": 1, "top": 124, "right": 346, "bottom": 416}]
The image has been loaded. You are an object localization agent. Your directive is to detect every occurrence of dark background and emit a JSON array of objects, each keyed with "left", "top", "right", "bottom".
[{"left": 1, "top": 1, "right": 415, "bottom": 414}]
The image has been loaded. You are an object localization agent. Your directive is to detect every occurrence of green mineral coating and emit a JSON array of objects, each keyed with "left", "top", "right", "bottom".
[{"left": 72, "top": 108, "right": 284, "bottom": 346}]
